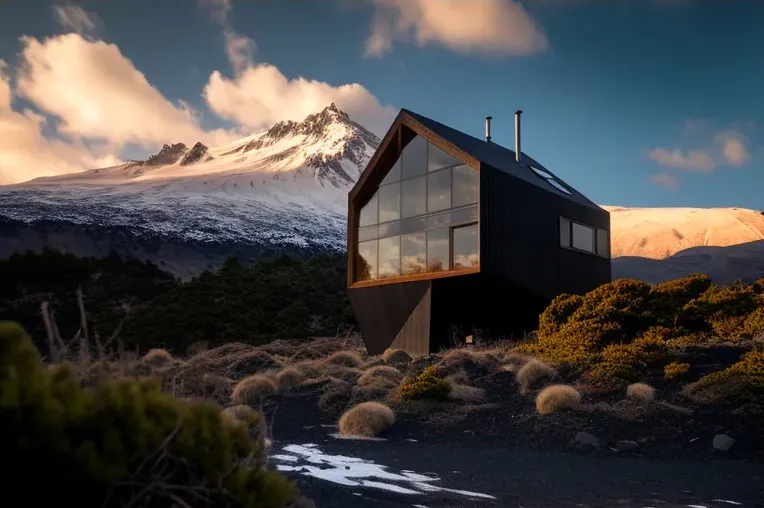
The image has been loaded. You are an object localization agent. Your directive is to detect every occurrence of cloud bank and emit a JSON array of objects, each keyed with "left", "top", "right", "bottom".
[{"left": 364, "top": 0, "right": 549, "bottom": 57}]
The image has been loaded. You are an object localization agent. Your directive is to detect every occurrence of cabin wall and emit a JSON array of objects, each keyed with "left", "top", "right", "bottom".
[
  {"left": 480, "top": 164, "right": 611, "bottom": 300},
  {"left": 480, "top": 166, "right": 559, "bottom": 300}
]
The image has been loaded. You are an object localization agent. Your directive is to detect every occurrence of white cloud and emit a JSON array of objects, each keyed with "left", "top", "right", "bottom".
[
  {"left": 647, "top": 148, "right": 715, "bottom": 172},
  {"left": 0, "top": 60, "right": 122, "bottom": 185},
  {"left": 716, "top": 131, "right": 750, "bottom": 167},
  {"left": 52, "top": 5, "right": 102, "bottom": 38},
  {"left": 364, "top": 0, "right": 549, "bottom": 57},
  {"left": 648, "top": 173, "right": 679, "bottom": 190},
  {"left": 224, "top": 31, "right": 256, "bottom": 74},
  {"left": 203, "top": 64, "right": 396, "bottom": 136},
  {"left": 16, "top": 34, "right": 237, "bottom": 149}
]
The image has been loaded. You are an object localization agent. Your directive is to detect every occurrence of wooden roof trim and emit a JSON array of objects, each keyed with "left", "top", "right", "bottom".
[
  {"left": 399, "top": 115, "right": 480, "bottom": 171},
  {"left": 349, "top": 111, "right": 480, "bottom": 204},
  {"left": 349, "top": 112, "right": 404, "bottom": 201}
]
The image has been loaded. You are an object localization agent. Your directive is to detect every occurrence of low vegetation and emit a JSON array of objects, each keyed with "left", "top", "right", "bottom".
[
  {"left": 535, "top": 385, "right": 581, "bottom": 415},
  {"left": 0, "top": 321, "right": 300, "bottom": 508},
  {"left": 398, "top": 366, "right": 452, "bottom": 401},
  {"left": 0, "top": 248, "right": 353, "bottom": 356},
  {"left": 338, "top": 401, "right": 396, "bottom": 437}
]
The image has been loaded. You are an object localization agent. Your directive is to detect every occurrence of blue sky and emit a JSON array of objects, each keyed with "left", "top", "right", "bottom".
[{"left": 0, "top": 0, "right": 762, "bottom": 210}]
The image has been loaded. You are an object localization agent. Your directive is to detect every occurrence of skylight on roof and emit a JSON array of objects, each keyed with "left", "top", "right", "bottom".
[{"left": 530, "top": 166, "right": 572, "bottom": 195}]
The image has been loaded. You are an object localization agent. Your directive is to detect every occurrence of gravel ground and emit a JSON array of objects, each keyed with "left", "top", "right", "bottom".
[
  {"left": 270, "top": 425, "right": 763, "bottom": 508},
  {"left": 265, "top": 394, "right": 763, "bottom": 508}
]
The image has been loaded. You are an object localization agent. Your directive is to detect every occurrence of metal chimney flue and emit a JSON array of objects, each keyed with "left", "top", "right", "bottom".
[
  {"left": 514, "top": 110, "right": 522, "bottom": 162},
  {"left": 485, "top": 116, "right": 493, "bottom": 143}
]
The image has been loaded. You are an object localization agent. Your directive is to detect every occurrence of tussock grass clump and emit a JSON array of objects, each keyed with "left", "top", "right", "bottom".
[
  {"left": 399, "top": 366, "right": 451, "bottom": 401},
  {"left": 447, "top": 383, "right": 486, "bottom": 403},
  {"left": 436, "top": 348, "right": 500, "bottom": 378},
  {"left": 231, "top": 374, "right": 278, "bottom": 405},
  {"left": 516, "top": 359, "right": 557, "bottom": 394},
  {"left": 220, "top": 404, "right": 257, "bottom": 426},
  {"left": 0, "top": 321, "right": 298, "bottom": 508},
  {"left": 228, "top": 350, "right": 283, "bottom": 375},
  {"left": 318, "top": 378, "right": 353, "bottom": 416},
  {"left": 141, "top": 347, "right": 175, "bottom": 367},
  {"left": 664, "top": 361, "right": 691, "bottom": 381},
  {"left": 275, "top": 366, "right": 306, "bottom": 391},
  {"left": 324, "top": 350, "right": 365, "bottom": 368},
  {"left": 535, "top": 384, "right": 581, "bottom": 415},
  {"left": 338, "top": 401, "right": 396, "bottom": 437},
  {"left": 382, "top": 348, "right": 412, "bottom": 364},
  {"left": 292, "top": 360, "right": 324, "bottom": 379},
  {"left": 626, "top": 382, "right": 656, "bottom": 402},
  {"left": 326, "top": 365, "right": 364, "bottom": 384},
  {"left": 357, "top": 365, "right": 403, "bottom": 386}
]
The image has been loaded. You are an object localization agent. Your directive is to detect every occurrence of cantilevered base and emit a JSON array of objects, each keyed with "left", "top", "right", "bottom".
[{"left": 349, "top": 272, "right": 549, "bottom": 357}]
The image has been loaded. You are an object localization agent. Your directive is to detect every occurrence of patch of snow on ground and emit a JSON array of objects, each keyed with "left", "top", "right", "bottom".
[{"left": 271, "top": 443, "right": 496, "bottom": 500}]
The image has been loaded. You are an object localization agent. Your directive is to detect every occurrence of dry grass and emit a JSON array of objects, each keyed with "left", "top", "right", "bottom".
[
  {"left": 382, "top": 348, "right": 412, "bottom": 364},
  {"left": 447, "top": 383, "right": 486, "bottom": 403},
  {"left": 318, "top": 378, "right": 353, "bottom": 416},
  {"left": 325, "top": 365, "right": 364, "bottom": 384},
  {"left": 275, "top": 366, "right": 306, "bottom": 392},
  {"left": 626, "top": 382, "right": 656, "bottom": 403},
  {"left": 324, "top": 350, "right": 365, "bottom": 368},
  {"left": 338, "top": 401, "right": 396, "bottom": 437},
  {"left": 516, "top": 359, "right": 557, "bottom": 394},
  {"left": 141, "top": 348, "right": 175, "bottom": 367},
  {"left": 231, "top": 374, "right": 278, "bottom": 405},
  {"left": 292, "top": 360, "right": 324, "bottom": 379},
  {"left": 501, "top": 352, "right": 532, "bottom": 373},
  {"left": 357, "top": 365, "right": 403, "bottom": 386},
  {"left": 535, "top": 385, "right": 581, "bottom": 415},
  {"left": 220, "top": 404, "right": 256, "bottom": 426}
]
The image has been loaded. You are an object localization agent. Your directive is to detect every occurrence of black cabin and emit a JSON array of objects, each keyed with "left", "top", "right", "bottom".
[{"left": 347, "top": 109, "right": 611, "bottom": 356}]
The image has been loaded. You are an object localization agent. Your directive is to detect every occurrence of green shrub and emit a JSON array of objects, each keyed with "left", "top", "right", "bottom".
[
  {"left": 688, "top": 350, "right": 764, "bottom": 404},
  {"left": 398, "top": 366, "right": 451, "bottom": 401},
  {"left": 0, "top": 321, "right": 297, "bottom": 508},
  {"left": 678, "top": 282, "right": 763, "bottom": 340},
  {"left": 649, "top": 273, "right": 712, "bottom": 327},
  {"left": 664, "top": 361, "right": 691, "bottom": 381}
]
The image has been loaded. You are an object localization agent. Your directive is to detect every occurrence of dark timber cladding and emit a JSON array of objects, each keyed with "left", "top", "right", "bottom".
[{"left": 347, "top": 108, "right": 611, "bottom": 357}]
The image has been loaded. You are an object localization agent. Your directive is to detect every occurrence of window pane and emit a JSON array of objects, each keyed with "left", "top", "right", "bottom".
[
  {"left": 358, "top": 225, "right": 378, "bottom": 242},
  {"left": 452, "top": 165, "right": 479, "bottom": 207},
  {"left": 359, "top": 192, "right": 378, "bottom": 227},
  {"left": 427, "top": 205, "right": 478, "bottom": 231},
  {"left": 378, "top": 220, "right": 401, "bottom": 239},
  {"left": 427, "top": 169, "right": 451, "bottom": 213},
  {"left": 428, "top": 142, "right": 460, "bottom": 172},
  {"left": 356, "top": 240, "right": 378, "bottom": 281},
  {"left": 560, "top": 217, "right": 570, "bottom": 248},
  {"left": 427, "top": 228, "right": 449, "bottom": 272},
  {"left": 401, "top": 176, "right": 426, "bottom": 218},
  {"left": 453, "top": 223, "right": 479, "bottom": 270},
  {"left": 596, "top": 228, "right": 610, "bottom": 258},
  {"left": 381, "top": 158, "right": 401, "bottom": 185},
  {"left": 378, "top": 236, "right": 401, "bottom": 278},
  {"left": 401, "top": 233, "right": 426, "bottom": 275},
  {"left": 400, "top": 216, "right": 427, "bottom": 235},
  {"left": 401, "top": 136, "right": 427, "bottom": 179},
  {"left": 378, "top": 183, "right": 400, "bottom": 223},
  {"left": 572, "top": 222, "right": 595, "bottom": 253}
]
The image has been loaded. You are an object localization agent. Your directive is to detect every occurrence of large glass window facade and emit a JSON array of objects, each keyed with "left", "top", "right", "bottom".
[{"left": 355, "top": 135, "right": 480, "bottom": 282}]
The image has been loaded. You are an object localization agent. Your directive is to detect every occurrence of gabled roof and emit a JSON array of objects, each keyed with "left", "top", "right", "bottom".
[{"left": 350, "top": 108, "right": 604, "bottom": 213}]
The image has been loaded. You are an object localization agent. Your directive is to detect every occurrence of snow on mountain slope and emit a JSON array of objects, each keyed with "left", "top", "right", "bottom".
[
  {"left": 607, "top": 206, "right": 764, "bottom": 284},
  {"left": 0, "top": 104, "right": 380, "bottom": 261}
]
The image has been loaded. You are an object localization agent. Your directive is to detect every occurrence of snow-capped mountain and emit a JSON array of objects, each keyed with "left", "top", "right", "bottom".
[{"left": 0, "top": 104, "right": 380, "bottom": 277}]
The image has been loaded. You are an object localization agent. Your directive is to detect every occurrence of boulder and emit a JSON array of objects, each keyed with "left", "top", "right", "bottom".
[{"left": 712, "top": 434, "right": 736, "bottom": 452}]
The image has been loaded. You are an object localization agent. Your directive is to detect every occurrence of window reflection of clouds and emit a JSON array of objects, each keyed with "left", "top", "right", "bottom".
[
  {"left": 378, "top": 236, "right": 401, "bottom": 278},
  {"left": 401, "top": 232, "right": 426, "bottom": 274},
  {"left": 453, "top": 224, "right": 479, "bottom": 269}
]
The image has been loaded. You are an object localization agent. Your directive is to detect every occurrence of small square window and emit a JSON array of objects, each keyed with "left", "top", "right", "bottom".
[{"left": 572, "top": 222, "right": 595, "bottom": 254}]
